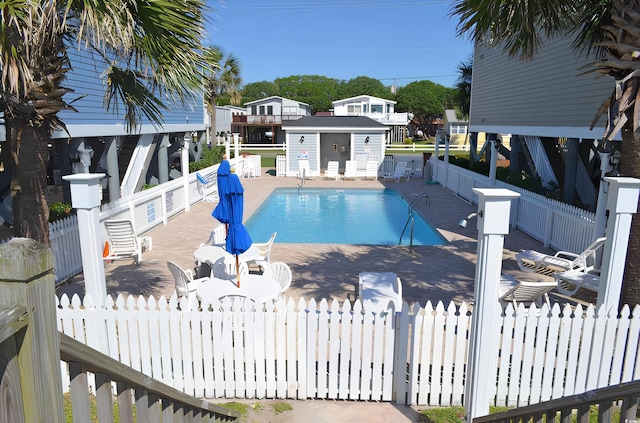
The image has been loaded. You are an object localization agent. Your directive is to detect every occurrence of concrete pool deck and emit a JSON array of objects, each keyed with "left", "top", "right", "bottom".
[{"left": 56, "top": 168, "right": 556, "bottom": 306}]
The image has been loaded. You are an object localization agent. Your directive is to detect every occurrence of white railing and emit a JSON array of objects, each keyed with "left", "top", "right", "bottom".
[
  {"left": 56, "top": 293, "right": 640, "bottom": 407},
  {"left": 48, "top": 158, "right": 244, "bottom": 284},
  {"left": 386, "top": 144, "right": 472, "bottom": 153},
  {"left": 431, "top": 158, "right": 596, "bottom": 253}
]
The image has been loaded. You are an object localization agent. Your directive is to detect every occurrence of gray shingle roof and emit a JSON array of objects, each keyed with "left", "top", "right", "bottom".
[{"left": 282, "top": 116, "right": 387, "bottom": 129}]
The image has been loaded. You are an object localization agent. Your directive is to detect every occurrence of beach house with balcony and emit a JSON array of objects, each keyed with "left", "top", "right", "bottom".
[
  {"left": 469, "top": 34, "right": 615, "bottom": 212},
  {"left": 331, "top": 95, "right": 408, "bottom": 144},
  {"left": 0, "top": 48, "right": 208, "bottom": 206},
  {"left": 233, "top": 96, "right": 312, "bottom": 144}
]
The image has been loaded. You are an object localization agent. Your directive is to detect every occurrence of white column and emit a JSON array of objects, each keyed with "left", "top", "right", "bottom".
[
  {"left": 465, "top": 188, "right": 520, "bottom": 422},
  {"left": 593, "top": 152, "right": 612, "bottom": 239},
  {"left": 105, "top": 137, "right": 120, "bottom": 202},
  {"left": 233, "top": 132, "right": 240, "bottom": 159},
  {"left": 488, "top": 140, "right": 498, "bottom": 187},
  {"left": 225, "top": 134, "right": 231, "bottom": 159},
  {"left": 182, "top": 134, "right": 191, "bottom": 212},
  {"left": 597, "top": 177, "right": 640, "bottom": 313},
  {"left": 443, "top": 136, "right": 450, "bottom": 188},
  {"left": 62, "top": 173, "right": 107, "bottom": 307},
  {"left": 158, "top": 134, "right": 169, "bottom": 184}
]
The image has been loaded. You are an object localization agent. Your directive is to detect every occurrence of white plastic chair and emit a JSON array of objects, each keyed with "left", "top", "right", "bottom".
[
  {"left": 265, "top": 262, "right": 292, "bottom": 300},
  {"left": 167, "top": 261, "right": 208, "bottom": 310},
  {"left": 499, "top": 274, "right": 557, "bottom": 308},
  {"left": 297, "top": 159, "right": 314, "bottom": 180},
  {"left": 383, "top": 162, "right": 408, "bottom": 182},
  {"left": 211, "top": 257, "right": 249, "bottom": 280},
  {"left": 343, "top": 160, "right": 358, "bottom": 180},
  {"left": 365, "top": 161, "right": 378, "bottom": 180},
  {"left": 248, "top": 232, "right": 277, "bottom": 272},
  {"left": 516, "top": 237, "right": 606, "bottom": 276},
  {"left": 323, "top": 161, "right": 340, "bottom": 180},
  {"left": 103, "top": 219, "right": 152, "bottom": 264}
]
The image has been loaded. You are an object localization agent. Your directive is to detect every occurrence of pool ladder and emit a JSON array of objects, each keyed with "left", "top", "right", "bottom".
[
  {"left": 297, "top": 169, "right": 306, "bottom": 194},
  {"left": 399, "top": 194, "right": 430, "bottom": 252}
]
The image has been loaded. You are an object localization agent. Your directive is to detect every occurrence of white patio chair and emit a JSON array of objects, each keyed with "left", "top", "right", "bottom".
[
  {"left": 343, "top": 160, "right": 358, "bottom": 180},
  {"left": 247, "top": 232, "right": 277, "bottom": 272},
  {"left": 365, "top": 161, "right": 378, "bottom": 180},
  {"left": 167, "top": 261, "right": 208, "bottom": 310},
  {"left": 297, "top": 159, "right": 314, "bottom": 180},
  {"left": 499, "top": 274, "right": 557, "bottom": 308},
  {"left": 554, "top": 268, "right": 601, "bottom": 296},
  {"left": 196, "top": 171, "right": 219, "bottom": 203},
  {"left": 323, "top": 161, "right": 340, "bottom": 180},
  {"left": 103, "top": 219, "right": 152, "bottom": 264},
  {"left": 265, "top": 262, "right": 292, "bottom": 300},
  {"left": 516, "top": 237, "right": 606, "bottom": 276},
  {"left": 202, "top": 224, "right": 226, "bottom": 247},
  {"left": 218, "top": 294, "right": 256, "bottom": 311},
  {"left": 383, "top": 162, "right": 408, "bottom": 182},
  {"left": 211, "top": 257, "right": 249, "bottom": 280}
]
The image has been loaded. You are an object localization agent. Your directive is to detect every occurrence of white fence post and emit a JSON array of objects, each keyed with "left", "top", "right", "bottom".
[
  {"left": 464, "top": 188, "right": 520, "bottom": 422},
  {"left": 597, "top": 177, "right": 640, "bottom": 313}
]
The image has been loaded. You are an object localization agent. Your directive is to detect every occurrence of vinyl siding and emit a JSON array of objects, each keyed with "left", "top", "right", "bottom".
[
  {"left": 56, "top": 48, "right": 205, "bottom": 136},
  {"left": 470, "top": 35, "right": 613, "bottom": 138}
]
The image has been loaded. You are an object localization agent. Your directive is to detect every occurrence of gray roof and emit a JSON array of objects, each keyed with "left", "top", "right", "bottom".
[{"left": 282, "top": 116, "right": 387, "bottom": 129}]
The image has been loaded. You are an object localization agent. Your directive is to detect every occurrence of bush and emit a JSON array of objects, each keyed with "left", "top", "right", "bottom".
[
  {"left": 49, "top": 201, "right": 72, "bottom": 223},
  {"left": 189, "top": 145, "right": 226, "bottom": 172}
]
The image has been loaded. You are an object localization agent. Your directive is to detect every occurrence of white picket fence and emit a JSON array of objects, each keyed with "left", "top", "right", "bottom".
[
  {"left": 430, "top": 159, "right": 597, "bottom": 254},
  {"left": 56, "top": 293, "right": 640, "bottom": 406}
]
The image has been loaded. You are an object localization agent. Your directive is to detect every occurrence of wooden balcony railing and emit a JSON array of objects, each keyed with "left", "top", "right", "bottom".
[
  {"left": 474, "top": 379, "right": 640, "bottom": 422},
  {"left": 232, "top": 114, "right": 306, "bottom": 124},
  {"left": 61, "top": 333, "right": 240, "bottom": 422}
]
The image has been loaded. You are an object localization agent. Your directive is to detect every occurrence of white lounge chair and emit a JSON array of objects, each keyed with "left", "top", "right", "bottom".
[
  {"left": 103, "top": 219, "right": 152, "bottom": 264},
  {"left": 323, "top": 161, "right": 340, "bottom": 180},
  {"left": 343, "top": 160, "right": 358, "bottom": 180},
  {"left": 499, "top": 274, "right": 557, "bottom": 307},
  {"left": 297, "top": 159, "right": 315, "bottom": 180},
  {"left": 265, "top": 262, "right": 292, "bottom": 300},
  {"left": 167, "top": 261, "right": 208, "bottom": 310},
  {"left": 358, "top": 272, "right": 403, "bottom": 312},
  {"left": 365, "top": 161, "right": 378, "bottom": 180},
  {"left": 383, "top": 162, "right": 408, "bottom": 182},
  {"left": 196, "top": 171, "right": 218, "bottom": 203},
  {"left": 554, "top": 268, "right": 601, "bottom": 296},
  {"left": 516, "top": 237, "right": 606, "bottom": 276}
]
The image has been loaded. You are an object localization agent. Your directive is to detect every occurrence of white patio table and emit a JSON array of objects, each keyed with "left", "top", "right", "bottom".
[{"left": 196, "top": 274, "right": 280, "bottom": 305}]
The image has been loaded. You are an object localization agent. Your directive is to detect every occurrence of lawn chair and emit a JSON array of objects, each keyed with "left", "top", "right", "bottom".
[
  {"left": 196, "top": 171, "right": 218, "bottom": 203},
  {"left": 265, "top": 262, "right": 292, "bottom": 301},
  {"left": 103, "top": 219, "right": 152, "bottom": 264},
  {"left": 297, "top": 159, "right": 314, "bottom": 180},
  {"left": 247, "top": 231, "right": 277, "bottom": 272},
  {"left": 365, "top": 161, "right": 379, "bottom": 180},
  {"left": 343, "top": 160, "right": 358, "bottom": 180},
  {"left": 516, "top": 237, "right": 606, "bottom": 276},
  {"left": 167, "top": 261, "right": 208, "bottom": 310},
  {"left": 383, "top": 162, "right": 408, "bottom": 182},
  {"left": 323, "top": 161, "right": 340, "bottom": 180},
  {"left": 499, "top": 274, "right": 557, "bottom": 308}
]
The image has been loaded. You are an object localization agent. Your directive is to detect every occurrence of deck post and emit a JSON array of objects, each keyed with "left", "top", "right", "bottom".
[
  {"left": 464, "top": 188, "right": 520, "bottom": 423},
  {"left": 0, "top": 238, "right": 65, "bottom": 422},
  {"left": 597, "top": 177, "right": 640, "bottom": 313},
  {"left": 63, "top": 173, "right": 107, "bottom": 306}
]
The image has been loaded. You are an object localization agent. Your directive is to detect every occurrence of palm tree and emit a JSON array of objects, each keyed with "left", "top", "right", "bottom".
[
  {"left": 450, "top": 0, "right": 640, "bottom": 306},
  {"left": 0, "top": 0, "right": 209, "bottom": 244},
  {"left": 203, "top": 45, "right": 242, "bottom": 143},
  {"left": 455, "top": 55, "right": 473, "bottom": 119}
]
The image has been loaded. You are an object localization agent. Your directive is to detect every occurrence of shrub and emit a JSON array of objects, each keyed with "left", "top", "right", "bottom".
[
  {"left": 190, "top": 145, "right": 226, "bottom": 172},
  {"left": 49, "top": 201, "right": 72, "bottom": 223}
]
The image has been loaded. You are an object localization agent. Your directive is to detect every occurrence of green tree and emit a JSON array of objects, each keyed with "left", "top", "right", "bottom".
[
  {"left": 338, "top": 76, "right": 394, "bottom": 100},
  {"left": 203, "top": 45, "right": 242, "bottom": 140},
  {"left": 241, "top": 81, "right": 280, "bottom": 104},
  {"left": 0, "top": 0, "right": 209, "bottom": 244},
  {"left": 455, "top": 55, "right": 473, "bottom": 119},
  {"left": 395, "top": 80, "right": 455, "bottom": 131},
  {"left": 450, "top": 0, "right": 640, "bottom": 306},
  {"left": 274, "top": 75, "right": 340, "bottom": 113}
]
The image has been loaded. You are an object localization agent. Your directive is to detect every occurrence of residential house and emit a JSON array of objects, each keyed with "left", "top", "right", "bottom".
[
  {"left": 331, "top": 95, "right": 408, "bottom": 144},
  {"left": 282, "top": 116, "right": 387, "bottom": 177},
  {"left": 0, "top": 48, "right": 208, "bottom": 206},
  {"left": 469, "top": 34, "right": 615, "bottom": 211},
  {"left": 234, "top": 96, "right": 312, "bottom": 144},
  {"left": 442, "top": 109, "right": 469, "bottom": 146},
  {"left": 214, "top": 105, "right": 246, "bottom": 139}
]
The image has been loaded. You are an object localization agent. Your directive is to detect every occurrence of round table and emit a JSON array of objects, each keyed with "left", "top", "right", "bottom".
[
  {"left": 196, "top": 274, "right": 281, "bottom": 305},
  {"left": 193, "top": 245, "right": 261, "bottom": 265}
]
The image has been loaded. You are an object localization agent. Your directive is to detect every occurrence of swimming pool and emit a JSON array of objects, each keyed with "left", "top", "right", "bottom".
[{"left": 245, "top": 188, "right": 446, "bottom": 246}]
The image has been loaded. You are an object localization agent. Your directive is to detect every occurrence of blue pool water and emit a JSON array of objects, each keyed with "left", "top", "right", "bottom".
[{"left": 245, "top": 188, "right": 446, "bottom": 246}]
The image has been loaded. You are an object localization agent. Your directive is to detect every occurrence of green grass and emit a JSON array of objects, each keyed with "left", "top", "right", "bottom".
[
  {"left": 272, "top": 402, "right": 293, "bottom": 414},
  {"left": 216, "top": 401, "right": 250, "bottom": 415},
  {"left": 418, "top": 405, "right": 621, "bottom": 423}
]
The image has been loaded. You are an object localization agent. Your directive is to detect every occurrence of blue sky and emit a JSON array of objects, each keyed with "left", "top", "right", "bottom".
[{"left": 205, "top": 1, "right": 474, "bottom": 89}]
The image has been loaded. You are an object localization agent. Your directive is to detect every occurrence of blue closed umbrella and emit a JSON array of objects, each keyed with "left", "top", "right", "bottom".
[
  {"left": 212, "top": 159, "right": 231, "bottom": 226},
  {"left": 225, "top": 173, "right": 252, "bottom": 287}
]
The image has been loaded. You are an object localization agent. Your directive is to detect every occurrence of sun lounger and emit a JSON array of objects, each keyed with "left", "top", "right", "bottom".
[
  {"left": 554, "top": 269, "right": 601, "bottom": 296},
  {"left": 516, "top": 237, "right": 606, "bottom": 276},
  {"left": 499, "top": 274, "right": 557, "bottom": 307}
]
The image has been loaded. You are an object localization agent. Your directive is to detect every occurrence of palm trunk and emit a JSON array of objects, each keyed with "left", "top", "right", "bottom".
[
  {"left": 9, "top": 119, "right": 51, "bottom": 245},
  {"left": 621, "top": 120, "right": 640, "bottom": 306},
  {"left": 208, "top": 95, "right": 217, "bottom": 146}
]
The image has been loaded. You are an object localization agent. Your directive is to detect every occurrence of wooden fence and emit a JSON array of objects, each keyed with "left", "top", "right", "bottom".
[{"left": 56, "top": 293, "right": 640, "bottom": 407}]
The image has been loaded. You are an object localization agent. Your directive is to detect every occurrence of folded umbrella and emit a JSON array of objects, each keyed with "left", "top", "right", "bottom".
[
  {"left": 225, "top": 173, "right": 252, "bottom": 287},
  {"left": 212, "top": 159, "right": 231, "bottom": 233}
]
